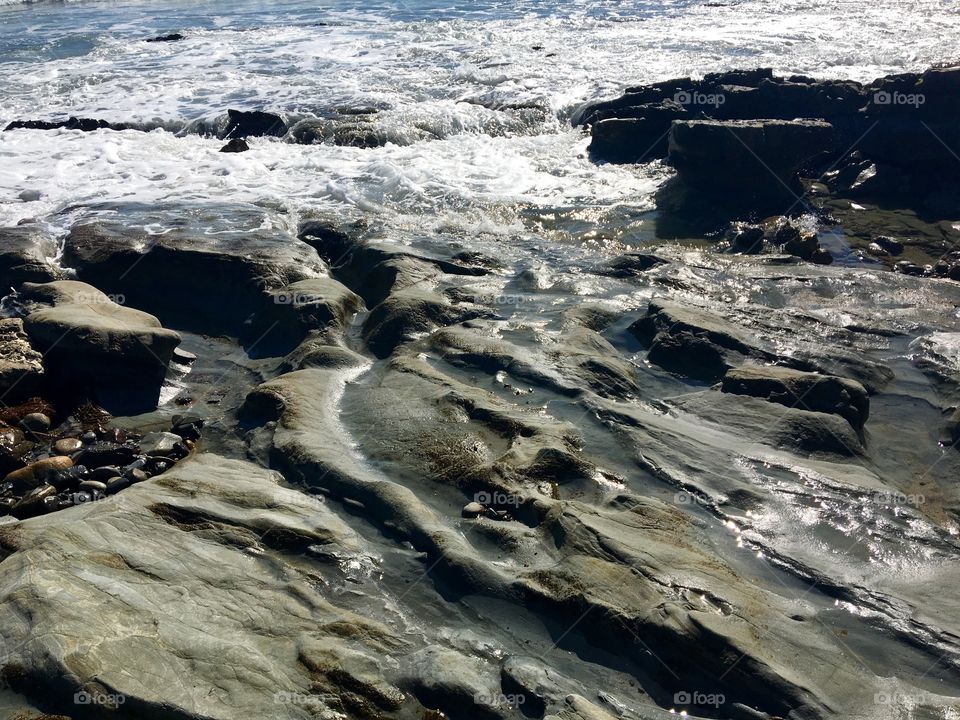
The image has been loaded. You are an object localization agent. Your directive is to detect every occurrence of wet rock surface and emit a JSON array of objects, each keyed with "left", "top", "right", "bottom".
[{"left": 1, "top": 69, "right": 960, "bottom": 720}]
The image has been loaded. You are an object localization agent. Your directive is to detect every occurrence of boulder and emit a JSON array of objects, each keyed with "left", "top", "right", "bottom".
[
  {"left": 592, "top": 252, "right": 666, "bottom": 278},
  {"left": 219, "top": 138, "right": 249, "bottom": 153},
  {"left": 0, "top": 225, "right": 62, "bottom": 289},
  {"left": 20, "top": 280, "right": 180, "bottom": 412},
  {"left": 61, "top": 207, "right": 325, "bottom": 339},
  {"left": 222, "top": 109, "right": 287, "bottom": 139}
]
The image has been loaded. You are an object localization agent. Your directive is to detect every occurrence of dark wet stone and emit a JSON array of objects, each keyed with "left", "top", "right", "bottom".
[
  {"left": 810, "top": 248, "right": 834, "bottom": 265},
  {"left": 594, "top": 252, "right": 666, "bottom": 278},
  {"left": 91, "top": 465, "right": 121, "bottom": 481},
  {"left": 78, "top": 480, "right": 107, "bottom": 493},
  {"left": 171, "top": 416, "right": 203, "bottom": 441},
  {"left": 222, "top": 109, "right": 287, "bottom": 139},
  {"left": 0, "top": 225, "right": 62, "bottom": 289},
  {"left": 105, "top": 475, "right": 132, "bottom": 493},
  {"left": 647, "top": 330, "right": 731, "bottom": 382},
  {"left": 12, "top": 483, "right": 56, "bottom": 519},
  {"left": 728, "top": 222, "right": 765, "bottom": 254},
  {"left": 47, "top": 465, "right": 88, "bottom": 492},
  {"left": 219, "top": 138, "right": 250, "bottom": 153},
  {"left": 126, "top": 469, "right": 149, "bottom": 484},
  {"left": 146, "top": 33, "right": 185, "bottom": 42},
  {"left": 4, "top": 117, "right": 117, "bottom": 132},
  {"left": 20, "top": 413, "right": 51, "bottom": 433},
  {"left": 75, "top": 442, "right": 137, "bottom": 468},
  {"left": 0, "top": 497, "right": 16, "bottom": 515},
  {"left": 872, "top": 235, "right": 904, "bottom": 256},
  {"left": 588, "top": 105, "right": 686, "bottom": 163},
  {"left": 668, "top": 118, "right": 835, "bottom": 211}
]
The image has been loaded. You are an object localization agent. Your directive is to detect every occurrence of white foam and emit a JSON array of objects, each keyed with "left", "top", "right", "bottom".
[{"left": 0, "top": 0, "right": 957, "bottom": 242}]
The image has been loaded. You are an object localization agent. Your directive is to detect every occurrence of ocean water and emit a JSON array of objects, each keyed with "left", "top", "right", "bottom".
[{"left": 0, "top": 0, "right": 958, "bottom": 245}]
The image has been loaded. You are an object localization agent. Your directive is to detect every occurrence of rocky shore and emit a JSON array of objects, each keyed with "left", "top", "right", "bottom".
[{"left": 0, "top": 66, "right": 959, "bottom": 720}]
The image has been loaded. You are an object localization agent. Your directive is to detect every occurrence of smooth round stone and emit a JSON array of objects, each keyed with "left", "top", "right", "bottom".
[
  {"left": 105, "top": 476, "right": 131, "bottom": 493},
  {"left": 461, "top": 501, "right": 485, "bottom": 519},
  {"left": 53, "top": 438, "right": 83, "bottom": 455},
  {"left": 91, "top": 466, "right": 121, "bottom": 481},
  {"left": 5, "top": 456, "right": 73, "bottom": 490},
  {"left": 78, "top": 480, "right": 107, "bottom": 493},
  {"left": 20, "top": 413, "right": 51, "bottom": 432},
  {"left": 127, "top": 469, "right": 149, "bottom": 484},
  {"left": 81, "top": 431, "right": 97, "bottom": 444},
  {"left": 139, "top": 431, "right": 182, "bottom": 457}
]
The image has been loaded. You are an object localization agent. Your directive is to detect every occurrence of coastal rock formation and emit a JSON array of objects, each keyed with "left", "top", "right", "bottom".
[
  {"left": 581, "top": 65, "right": 960, "bottom": 220},
  {"left": 0, "top": 225, "right": 62, "bottom": 289},
  {"left": 60, "top": 206, "right": 326, "bottom": 344},
  {"left": 19, "top": 281, "right": 180, "bottom": 412},
  {"left": 0, "top": 319, "right": 43, "bottom": 403}
]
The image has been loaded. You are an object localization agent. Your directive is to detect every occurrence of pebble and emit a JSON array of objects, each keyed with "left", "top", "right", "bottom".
[
  {"left": 12, "top": 484, "right": 56, "bottom": 519},
  {"left": 75, "top": 441, "right": 137, "bottom": 468},
  {"left": 81, "top": 431, "right": 97, "bottom": 444},
  {"left": 127, "top": 469, "right": 149, "bottom": 484},
  {"left": 47, "top": 465, "right": 88, "bottom": 492},
  {"left": 105, "top": 476, "right": 131, "bottom": 493},
  {"left": 91, "top": 465, "right": 122, "bottom": 481},
  {"left": 5, "top": 456, "right": 74, "bottom": 490},
  {"left": 78, "top": 480, "right": 107, "bottom": 493},
  {"left": 53, "top": 438, "right": 83, "bottom": 455},
  {"left": 461, "top": 501, "right": 485, "bottom": 519},
  {"left": 20, "top": 413, "right": 51, "bottom": 433},
  {"left": 139, "top": 431, "right": 182, "bottom": 457}
]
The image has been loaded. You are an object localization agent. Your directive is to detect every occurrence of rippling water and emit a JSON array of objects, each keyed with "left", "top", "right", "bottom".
[{"left": 0, "top": 0, "right": 958, "bottom": 242}]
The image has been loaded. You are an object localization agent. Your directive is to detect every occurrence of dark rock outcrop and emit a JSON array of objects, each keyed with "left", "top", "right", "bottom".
[
  {"left": 19, "top": 280, "right": 180, "bottom": 412},
  {"left": 219, "top": 138, "right": 249, "bottom": 153},
  {"left": 146, "top": 33, "right": 185, "bottom": 42},
  {"left": 0, "top": 225, "right": 62, "bottom": 288},
  {"left": 721, "top": 365, "right": 870, "bottom": 431},
  {"left": 222, "top": 109, "right": 287, "bottom": 139},
  {"left": 668, "top": 118, "right": 834, "bottom": 209}
]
